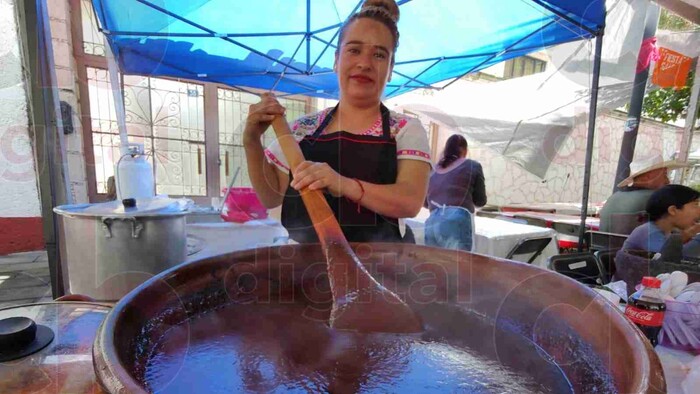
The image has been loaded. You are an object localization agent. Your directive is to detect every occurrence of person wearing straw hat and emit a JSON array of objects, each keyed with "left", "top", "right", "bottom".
[{"left": 599, "top": 154, "right": 688, "bottom": 234}]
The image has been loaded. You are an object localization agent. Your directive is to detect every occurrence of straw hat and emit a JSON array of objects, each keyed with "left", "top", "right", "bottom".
[{"left": 617, "top": 154, "right": 688, "bottom": 188}]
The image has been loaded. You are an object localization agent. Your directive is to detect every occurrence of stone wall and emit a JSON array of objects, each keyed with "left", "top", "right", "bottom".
[
  {"left": 48, "top": 0, "right": 88, "bottom": 203},
  {"left": 431, "top": 108, "right": 684, "bottom": 206}
]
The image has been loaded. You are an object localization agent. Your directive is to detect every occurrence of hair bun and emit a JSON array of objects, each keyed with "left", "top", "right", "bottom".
[{"left": 361, "top": 0, "right": 400, "bottom": 23}]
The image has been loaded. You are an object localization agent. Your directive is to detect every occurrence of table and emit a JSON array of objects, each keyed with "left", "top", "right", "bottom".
[
  {"left": 497, "top": 211, "right": 600, "bottom": 249},
  {"left": 405, "top": 208, "right": 559, "bottom": 269},
  {"left": 503, "top": 211, "right": 600, "bottom": 230},
  {"left": 500, "top": 202, "right": 603, "bottom": 216},
  {"left": 185, "top": 219, "right": 289, "bottom": 262}
]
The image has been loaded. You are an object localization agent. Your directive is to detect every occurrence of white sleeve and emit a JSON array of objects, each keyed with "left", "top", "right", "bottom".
[{"left": 396, "top": 118, "right": 432, "bottom": 167}]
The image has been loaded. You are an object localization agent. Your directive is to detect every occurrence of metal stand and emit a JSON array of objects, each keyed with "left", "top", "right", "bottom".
[{"left": 578, "top": 33, "right": 604, "bottom": 251}]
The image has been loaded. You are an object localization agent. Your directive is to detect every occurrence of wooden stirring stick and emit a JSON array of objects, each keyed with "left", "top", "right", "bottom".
[{"left": 271, "top": 117, "right": 422, "bottom": 333}]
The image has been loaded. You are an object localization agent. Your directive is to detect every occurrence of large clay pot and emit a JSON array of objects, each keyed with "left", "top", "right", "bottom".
[{"left": 93, "top": 244, "right": 665, "bottom": 393}]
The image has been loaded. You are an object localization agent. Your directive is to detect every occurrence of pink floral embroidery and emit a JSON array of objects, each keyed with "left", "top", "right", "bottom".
[
  {"left": 287, "top": 108, "right": 413, "bottom": 137},
  {"left": 397, "top": 149, "right": 431, "bottom": 160},
  {"left": 264, "top": 149, "right": 290, "bottom": 171}
]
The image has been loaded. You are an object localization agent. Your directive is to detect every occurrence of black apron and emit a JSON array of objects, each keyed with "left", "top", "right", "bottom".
[{"left": 281, "top": 104, "right": 406, "bottom": 244}]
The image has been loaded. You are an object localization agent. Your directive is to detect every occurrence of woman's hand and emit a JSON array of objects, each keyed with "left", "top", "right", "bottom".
[
  {"left": 682, "top": 223, "right": 700, "bottom": 243},
  {"left": 243, "top": 93, "right": 286, "bottom": 146},
  {"left": 290, "top": 161, "right": 355, "bottom": 198}
]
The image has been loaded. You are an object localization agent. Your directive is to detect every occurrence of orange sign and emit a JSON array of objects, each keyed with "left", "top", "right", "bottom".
[{"left": 652, "top": 47, "right": 693, "bottom": 89}]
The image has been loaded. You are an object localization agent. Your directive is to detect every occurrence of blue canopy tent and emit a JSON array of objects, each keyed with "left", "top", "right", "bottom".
[
  {"left": 91, "top": 0, "right": 606, "bottom": 249},
  {"left": 91, "top": 0, "right": 605, "bottom": 99}
]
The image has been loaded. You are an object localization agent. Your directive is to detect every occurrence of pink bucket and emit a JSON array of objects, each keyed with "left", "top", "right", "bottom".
[{"left": 220, "top": 187, "right": 268, "bottom": 223}]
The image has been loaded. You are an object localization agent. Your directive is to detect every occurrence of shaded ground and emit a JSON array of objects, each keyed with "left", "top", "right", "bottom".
[{"left": 0, "top": 250, "right": 52, "bottom": 308}]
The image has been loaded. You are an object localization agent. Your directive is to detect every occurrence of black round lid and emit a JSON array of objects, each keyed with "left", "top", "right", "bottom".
[{"left": 0, "top": 316, "right": 54, "bottom": 362}]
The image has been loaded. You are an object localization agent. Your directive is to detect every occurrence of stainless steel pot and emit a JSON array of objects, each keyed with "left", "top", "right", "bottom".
[{"left": 54, "top": 199, "right": 187, "bottom": 301}]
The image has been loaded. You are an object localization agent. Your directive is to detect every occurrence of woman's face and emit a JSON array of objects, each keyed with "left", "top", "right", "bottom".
[
  {"left": 670, "top": 199, "right": 700, "bottom": 229},
  {"left": 335, "top": 18, "right": 394, "bottom": 105}
]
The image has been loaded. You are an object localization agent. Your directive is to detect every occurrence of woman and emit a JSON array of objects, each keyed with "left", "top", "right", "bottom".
[
  {"left": 243, "top": 0, "right": 432, "bottom": 243},
  {"left": 424, "top": 135, "right": 486, "bottom": 251},
  {"left": 623, "top": 184, "right": 700, "bottom": 259}
]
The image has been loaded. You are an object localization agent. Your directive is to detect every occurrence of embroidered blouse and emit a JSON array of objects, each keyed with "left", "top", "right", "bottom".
[{"left": 264, "top": 107, "right": 432, "bottom": 172}]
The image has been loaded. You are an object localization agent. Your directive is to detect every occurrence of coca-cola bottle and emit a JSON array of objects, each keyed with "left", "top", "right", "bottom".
[{"left": 624, "top": 276, "right": 666, "bottom": 347}]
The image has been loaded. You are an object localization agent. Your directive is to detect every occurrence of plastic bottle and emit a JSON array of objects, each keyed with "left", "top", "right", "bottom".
[{"left": 624, "top": 276, "right": 666, "bottom": 347}]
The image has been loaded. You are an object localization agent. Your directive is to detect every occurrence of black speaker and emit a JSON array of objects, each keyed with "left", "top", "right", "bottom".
[{"left": 60, "top": 101, "right": 74, "bottom": 134}]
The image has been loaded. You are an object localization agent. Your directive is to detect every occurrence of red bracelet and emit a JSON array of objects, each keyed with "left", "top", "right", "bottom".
[{"left": 349, "top": 178, "right": 365, "bottom": 213}]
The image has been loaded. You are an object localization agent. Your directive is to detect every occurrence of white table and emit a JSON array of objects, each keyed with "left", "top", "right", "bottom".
[
  {"left": 405, "top": 208, "right": 559, "bottom": 269},
  {"left": 185, "top": 219, "right": 289, "bottom": 262}
]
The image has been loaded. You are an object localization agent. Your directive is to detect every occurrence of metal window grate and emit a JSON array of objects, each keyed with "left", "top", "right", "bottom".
[
  {"left": 81, "top": 0, "right": 105, "bottom": 56},
  {"left": 87, "top": 67, "right": 207, "bottom": 196},
  {"left": 217, "top": 88, "right": 306, "bottom": 194}
]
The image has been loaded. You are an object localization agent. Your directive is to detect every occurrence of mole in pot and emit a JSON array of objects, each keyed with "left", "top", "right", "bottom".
[{"left": 143, "top": 301, "right": 575, "bottom": 393}]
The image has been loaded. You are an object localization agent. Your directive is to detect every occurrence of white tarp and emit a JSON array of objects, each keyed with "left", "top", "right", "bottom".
[{"left": 388, "top": 0, "right": 695, "bottom": 178}]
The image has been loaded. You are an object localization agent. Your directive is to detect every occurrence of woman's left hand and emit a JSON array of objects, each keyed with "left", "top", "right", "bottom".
[{"left": 290, "top": 161, "right": 346, "bottom": 197}]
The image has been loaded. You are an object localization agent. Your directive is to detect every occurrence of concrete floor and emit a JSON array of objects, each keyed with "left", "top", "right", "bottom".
[{"left": 0, "top": 250, "right": 52, "bottom": 309}]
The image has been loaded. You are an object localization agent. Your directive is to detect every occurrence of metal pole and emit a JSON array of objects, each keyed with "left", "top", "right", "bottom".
[
  {"left": 105, "top": 43, "right": 130, "bottom": 155},
  {"left": 578, "top": 33, "right": 604, "bottom": 252},
  {"left": 613, "top": 4, "right": 661, "bottom": 191},
  {"left": 17, "top": 0, "right": 66, "bottom": 297},
  {"left": 38, "top": 0, "right": 73, "bottom": 204},
  {"left": 674, "top": 59, "right": 700, "bottom": 183}
]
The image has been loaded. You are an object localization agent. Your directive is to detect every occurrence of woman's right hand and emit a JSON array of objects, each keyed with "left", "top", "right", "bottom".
[{"left": 243, "top": 93, "right": 286, "bottom": 145}]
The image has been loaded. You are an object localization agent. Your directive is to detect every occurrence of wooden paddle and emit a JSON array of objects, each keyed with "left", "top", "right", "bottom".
[{"left": 271, "top": 117, "right": 422, "bottom": 333}]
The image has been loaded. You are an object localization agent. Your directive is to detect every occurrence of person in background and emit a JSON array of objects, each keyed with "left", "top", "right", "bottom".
[
  {"left": 243, "top": 0, "right": 432, "bottom": 244},
  {"left": 599, "top": 154, "right": 687, "bottom": 234},
  {"left": 622, "top": 184, "right": 700, "bottom": 259},
  {"left": 106, "top": 176, "right": 117, "bottom": 201},
  {"left": 424, "top": 134, "right": 486, "bottom": 251}
]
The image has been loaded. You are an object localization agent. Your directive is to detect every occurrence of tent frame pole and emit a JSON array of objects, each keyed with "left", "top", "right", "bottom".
[
  {"left": 674, "top": 59, "right": 700, "bottom": 182},
  {"left": 577, "top": 32, "right": 604, "bottom": 251}
]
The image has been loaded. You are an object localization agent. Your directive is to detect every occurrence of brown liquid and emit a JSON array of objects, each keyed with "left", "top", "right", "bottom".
[{"left": 143, "top": 303, "right": 573, "bottom": 393}]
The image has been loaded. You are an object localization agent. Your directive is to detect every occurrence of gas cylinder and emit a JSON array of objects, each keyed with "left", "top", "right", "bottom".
[{"left": 115, "top": 143, "right": 155, "bottom": 200}]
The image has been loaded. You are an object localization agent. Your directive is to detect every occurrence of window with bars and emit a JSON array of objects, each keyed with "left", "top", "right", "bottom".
[
  {"left": 78, "top": 2, "right": 311, "bottom": 200},
  {"left": 217, "top": 89, "right": 306, "bottom": 194},
  {"left": 87, "top": 67, "right": 207, "bottom": 196},
  {"left": 503, "top": 56, "right": 547, "bottom": 79},
  {"left": 81, "top": 0, "right": 105, "bottom": 56}
]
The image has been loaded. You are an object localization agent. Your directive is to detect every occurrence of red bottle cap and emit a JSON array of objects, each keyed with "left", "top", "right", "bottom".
[{"left": 641, "top": 276, "right": 661, "bottom": 288}]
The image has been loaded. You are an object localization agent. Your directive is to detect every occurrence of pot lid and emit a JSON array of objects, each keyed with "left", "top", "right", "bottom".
[{"left": 54, "top": 198, "right": 188, "bottom": 218}]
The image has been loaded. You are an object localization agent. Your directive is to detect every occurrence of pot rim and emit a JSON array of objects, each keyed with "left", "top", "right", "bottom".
[{"left": 54, "top": 204, "right": 188, "bottom": 219}]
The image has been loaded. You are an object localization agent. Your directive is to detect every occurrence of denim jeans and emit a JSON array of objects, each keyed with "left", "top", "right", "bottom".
[{"left": 424, "top": 206, "right": 473, "bottom": 251}]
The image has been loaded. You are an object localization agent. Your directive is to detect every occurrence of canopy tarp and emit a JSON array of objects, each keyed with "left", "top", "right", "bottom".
[
  {"left": 389, "top": 0, "right": 662, "bottom": 179},
  {"left": 91, "top": 0, "right": 605, "bottom": 99}
]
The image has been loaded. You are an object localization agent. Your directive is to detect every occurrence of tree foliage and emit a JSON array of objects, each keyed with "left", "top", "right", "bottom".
[
  {"left": 658, "top": 9, "right": 695, "bottom": 31},
  {"left": 642, "top": 71, "right": 697, "bottom": 125},
  {"left": 640, "top": 10, "right": 698, "bottom": 126}
]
